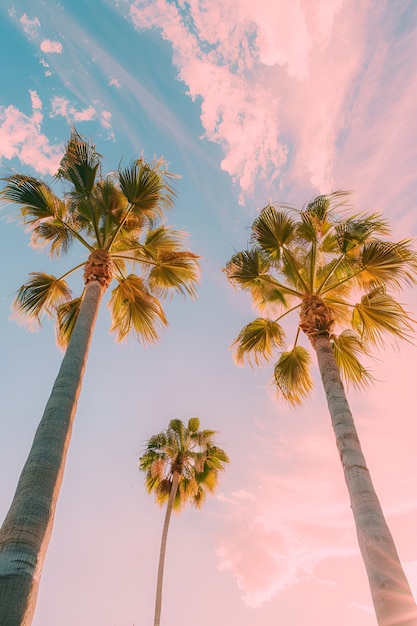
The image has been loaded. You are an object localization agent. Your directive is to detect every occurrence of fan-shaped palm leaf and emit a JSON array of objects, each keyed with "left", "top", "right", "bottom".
[
  {"left": 13, "top": 272, "right": 72, "bottom": 322},
  {"left": 109, "top": 274, "right": 168, "bottom": 343},
  {"left": 352, "top": 287, "right": 415, "bottom": 345},
  {"left": 148, "top": 251, "right": 200, "bottom": 299},
  {"left": 32, "top": 220, "right": 75, "bottom": 256},
  {"left": 331, "top": 330, "right": 374, "bottom": 389},
  {"left": 1, "top": 175, "right": 62, "bottom": 225},
  {"left": 360, "top": 239, "right": 417, "bottom": 289},
  {"left": 232, "top": 318, "right": 286, "bottom": 366},
  {"left": 55, "top": 129, "right": 101, "bottom": 194},
  {"left": 56, "top": 297, "right": 82, "bottom": 349},
  {"left": 250, "top": 205, "right": 296, "bottom": 258},
  {"left": 273, "top": 346, "right": 313, "bottom": 406}
]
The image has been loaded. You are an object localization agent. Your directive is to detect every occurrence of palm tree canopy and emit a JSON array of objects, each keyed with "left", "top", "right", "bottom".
[
  {"left": 1, "top": 130, "right": 200, "bottom": 347},
  {"left": 139, "top": 418, "right": 229, "bottom": 512},
  {"left": 224, "top": 191, "right": 417, "bottom": 405}
]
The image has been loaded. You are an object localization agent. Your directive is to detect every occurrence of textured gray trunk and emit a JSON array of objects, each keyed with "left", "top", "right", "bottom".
[
  {"left": 313, "top": 333, "right": 417, "bottom": 626},
  {"left": 154, "top": 472, "right": 179, "bottom": 626},
  {"left": 0, "top": 280, "right": 104, "bottom": 626}
]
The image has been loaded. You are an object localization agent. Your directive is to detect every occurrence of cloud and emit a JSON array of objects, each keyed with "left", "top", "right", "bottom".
[
  {"left": 127, "top": 0, "right": 417, "bottom": 210},
  {"left": 40, "top": 39, "right": 63, "bottom": 54},
  {"left": 19, "top": 13, "right": 40, "bottom": 38},
  {"left": 109, "top": 77, "right": 121, "bottom": 88},
  {"left": 50, "top": 96, "right": 96, "bottom": 123},
  {"left": 0, "top": 92, "right": 63, "bottom": 175}
]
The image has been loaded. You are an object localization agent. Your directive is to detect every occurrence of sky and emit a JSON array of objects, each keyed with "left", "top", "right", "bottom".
[{"left": 0, "top": 1, "right": 416, "bottom": 625}]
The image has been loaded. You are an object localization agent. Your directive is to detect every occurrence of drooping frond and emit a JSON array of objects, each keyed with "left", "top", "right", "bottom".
[
  {"left": 118, "top": 158, "right": 177, "bottom": 225},
  {"left": 56, "top": 297, "right": 82, "bottom": 349},
  {"left": 31, "top": 220, "right": 75, "bottom": 256},
  {"left": 12, "top": 273, "right": 72, "bottom": 322},
  {"left": 109, "top": 274, "right": 168, "bottom": 344},
  {"left": 273, "top": 346, "right": 313, "bottom": 406},
  {"left": 147, "top": 251, "right": 200, "bottom": 299},
  {"left": 360, "top": 239, "right": 417, "bottom": 290},
  {"left": 331, "top": 330, "right": 374, "bottom": 389},
  {"left": 352, "top": 287, "right": 415, "bottom": 346},
  {"left": 1, "top": 175, "right": 63, "bottom": 226},
  {"left": 232, "top": 318, "right": 286, "bottom": 366},
  {"left": 55, "top": 129, "right": 101, "bottom": 194},
  {"left": 250, "top": 205, "right": 296, "bottom": 259}
]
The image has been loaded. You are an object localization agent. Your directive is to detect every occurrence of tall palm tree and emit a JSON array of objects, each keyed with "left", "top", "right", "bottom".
[
  {"left": 0, "top": 130, "right": 200, "bottom": 626},
  {"left": 223, "top": 191, "right": 417, "bottom": 626},
  {"left": 139, "top": 417, "right": 229, "bottom": 626}
]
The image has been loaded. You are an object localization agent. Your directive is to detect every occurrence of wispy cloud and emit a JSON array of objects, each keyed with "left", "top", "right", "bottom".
[{"left": 19, "top": 12, "right": 40, "bottom": 38}]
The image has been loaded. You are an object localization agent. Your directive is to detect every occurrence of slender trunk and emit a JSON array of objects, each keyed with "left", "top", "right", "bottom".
[
  {"left": 154, "top": 472, "right": 180, "bottom": 626},
  {"left": 0, "top": 279, "right": 104, "bottom": 626},
  {"left": 312, "top": 333, "right": 417, "bottom": 626}
]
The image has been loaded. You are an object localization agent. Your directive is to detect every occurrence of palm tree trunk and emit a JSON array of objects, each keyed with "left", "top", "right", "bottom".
[
  {"left": 154, "top": 472, "right": 180, "bottom": 626},
  {"left": 312, "top": 333, "right": 417, "bottom": 626},
  {"left": 0, "top": 279, "right": 104, "bottom": 626}
]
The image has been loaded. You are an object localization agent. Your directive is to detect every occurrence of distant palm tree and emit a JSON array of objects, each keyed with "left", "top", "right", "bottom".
[
  {"left": 139, "top": 417, "right": 229, "bottom": 626},
  {"left": 224, "top": 192, "right": 417, "bottom": 626},
  {"left": 0, "top": 131, "right": 200, "bottom": 626}
]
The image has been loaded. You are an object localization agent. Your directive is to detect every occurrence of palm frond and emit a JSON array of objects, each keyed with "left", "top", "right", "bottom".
[
  {"left": 232, "top": 318, "right": 286, "bottom": 366},
  {"left": 12, "top": 273, "right": 72, "bottom": 322},
  {"left": 147, "top": 251, "right": 200, "bottom": 299},
  {"left": 1, "top": 175, "right": 62, "bottom": 225},
  {"left": 331, "top": 330, "right": 374, "bottom": 389},
  {"left": 273, "top": 346, "right": 313, "bottom": 406},
  {"left": 335, "top": 213, "right": 390, "bottom": 253},
  {"left": 55, "top": 129, "right": 101, "bottom": 194},
  {"left": 360, "top": 239, "right": 417, "bottom": 289},
  {"left": 250, "top": 205, "right": 296, "bottom": 259},
  {"left": 118, "top": 158, "right": 178, "bottom": 225},
  {"left": 31, "top": 220, "right": 75, "bottom": 256},
  {"left": 109, "top": 274, "right": 168, "bottom": 344},
  {"left": 56, "top": 297, "right": 82, "bottom": 349},
  {"left": 352, "top": 287, "right": 415, "bottom": 345}
]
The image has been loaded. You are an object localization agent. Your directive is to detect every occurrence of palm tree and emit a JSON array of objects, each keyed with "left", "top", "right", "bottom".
[
  {"left": 223, "top": 191, "right": 417, "bottom": 626},
  {"left": 139, "top": 417, "right": 229, "bottom": 626},
  {"left": 0, "top": 130, "right": 200, "bottom": 625}
]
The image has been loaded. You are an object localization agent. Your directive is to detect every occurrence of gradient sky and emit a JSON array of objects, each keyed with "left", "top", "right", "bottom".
[{"left": 0, "top": 2, "right": 416, "bottom": 625}]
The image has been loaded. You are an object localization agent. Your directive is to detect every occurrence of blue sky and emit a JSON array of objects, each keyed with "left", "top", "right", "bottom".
[{"left": 1, "top": 1, "right": 417, "bottom": 625}]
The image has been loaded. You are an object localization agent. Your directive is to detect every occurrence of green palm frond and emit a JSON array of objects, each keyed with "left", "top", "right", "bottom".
[
  {"left": 31, "top": 220, "right": 75, "bottom": 256},
  {"left": 273, "top": 346, "right": 313, "bottom": 406},
  {"left": 223, "top": 249, "right": 270, "bottom": 287},
  {"left": 335, "top": 213, "right": 390, "bottom": 253},
  {"left": 56, "top": 297, "right": 82, "bottom": 349},
  {"left": 148, "top": 251, "right": 200, "bottom": 299},
  {"left": 109, "top": 274, "right": 168, "bottom": 344},
  {"left": 142, "top": 226, "right": 191, "bottom": 257},
  {"left": 118, "top": 158, "right": 177, "bottom": 224},
  {"left": 250, "top": 205, "right": 296, "bottom": 259},
  {"left": 352, "top": 287, "right": 415, "bottom": 345},
  {"left": 1, "top": 175, "right": 63, "bottom": 225},
  {"left": 12, "top": 273, "right": 72, "bottom": 322},
  {"left": 232, "top": 318, "right": 286, "bottom": 366},
  {"left": 360, "top": 239, "right": 417, "bottom": 289},
  {"left": 55, "top": 129, "right": 101, "bottom": 194},
  {"left": 331, "top": 330, "right": 374, "bottom": 389}
]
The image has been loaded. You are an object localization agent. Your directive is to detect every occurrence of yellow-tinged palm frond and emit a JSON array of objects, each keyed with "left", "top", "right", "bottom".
[
  {"left": 335, "top": 213, "right": 390, "bottom": 254},
  {"left": 360, "top": 239, "right": 417, "bottom": 290},
  {"left": 1, "top": 175, "right": 63, "bottom": 225},
  {"left": 352, "top": 287, "right": 415, "bottom": 345},
  {"left": 55, "top": 129, "right": 101, "bottom": 194},
  {"left": 56, "top": 297, "right": 82, "bottom": 349},
  {"left": 109, "top": 274, "right": 168, "bottom": 344},
  {"left": 250, "top": 205, "right": 296, "bottom": 259},
  {"left": 148, "top": 251, "right": 200, "bottom": 299},
  {"left": 273, "top": 346, "right": 313, "bottom": 406},
  {"left": 31, "top": 220, "right": 75, "bottom": 256},
  {"left": 118, "top": 158, "right": 177, "bottom": 224},
  {"left": 142, "top": 226, "right": 191, "bottom": 257},
  {"left": 232, "top": 318, "right": 286, "bottom": 366},
  {"left": 331, "top": 330, "right": 374, "bottom": 389},
  {"left": 13, "top": 272, "right": 72, "bottom": 322}
]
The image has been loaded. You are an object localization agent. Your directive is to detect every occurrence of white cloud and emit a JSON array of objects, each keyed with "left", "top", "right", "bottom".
[{"left": 40, "top": 39, "right": 63, "bottom": 54}]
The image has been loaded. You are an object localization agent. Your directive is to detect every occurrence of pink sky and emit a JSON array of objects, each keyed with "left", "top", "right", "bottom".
[{"left": 0, "top": 1, "right": 416, "bottom": 625}]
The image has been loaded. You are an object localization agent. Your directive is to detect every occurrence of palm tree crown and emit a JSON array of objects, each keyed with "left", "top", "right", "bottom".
[
  {"left": 140, "top": 417, "right": 229, "bottom": 511},
  {"left": 2, "top": 129, "right": 200, "bottom": 347},
  {"left": 224, "top": 191, "right": 417, "bottom": 403}
]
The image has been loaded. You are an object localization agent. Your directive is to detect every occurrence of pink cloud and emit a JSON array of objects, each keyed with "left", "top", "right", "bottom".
[
  {"left": 109, "top": 77, "right": 121, "bottom": 89},
  {"left": 0, "top": 93, "right": 62, "bottom": 175},
  {"left": 19, "top": 13, "right": 40, "bottom": 38},
  {"left": 40, "top": 39, "right": 63, "bottom": 54},
  {"left": 50, "top": 96, "right": 96, "bottom": 123}
]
